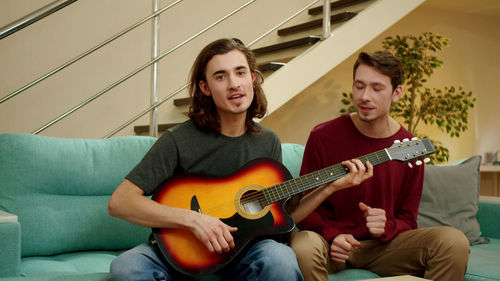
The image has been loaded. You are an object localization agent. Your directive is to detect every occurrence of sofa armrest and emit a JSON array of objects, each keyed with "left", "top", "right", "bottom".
[
  {"left": 0, "top": 210, "right": 21, "bottom": 277},
  {"left": 477, "top": 196, "right": 500, "bottom": 240}
]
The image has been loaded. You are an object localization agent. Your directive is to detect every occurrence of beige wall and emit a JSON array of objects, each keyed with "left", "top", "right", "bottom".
[
  {"left": 0, "top": 0, "right": 316, "bottom": 138},
  {"left": 1, "top": 1, "right": 498, "bottom": 163},
  {"left": 261, "top": 3, "right": 500, "bottom": 163}
]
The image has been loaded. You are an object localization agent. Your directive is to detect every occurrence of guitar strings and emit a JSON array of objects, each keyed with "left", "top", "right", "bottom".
[
  {"left": 257, "top": 141, "right": 424, "bottom": 204},
  {"left": 262, "top": 140, "right": 423, "bottom": 204},
  {"left": 187, "top": 142, "right": 422, "bottom": 215},
  {"left": 188, "top": 151, "right": 390, "bottom": 215}
]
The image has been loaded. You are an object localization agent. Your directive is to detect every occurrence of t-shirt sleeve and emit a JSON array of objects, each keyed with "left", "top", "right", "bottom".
[{"left": 125, "top": 131, "right": 179, "bottom": 195}]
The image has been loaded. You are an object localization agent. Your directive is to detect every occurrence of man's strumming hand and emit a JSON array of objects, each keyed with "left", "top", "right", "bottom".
[{"left": 359, "top": 202, "right": 386, "bottom": 238}]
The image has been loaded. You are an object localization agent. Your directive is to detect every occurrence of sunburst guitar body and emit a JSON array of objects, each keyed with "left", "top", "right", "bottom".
[{"left": 151, "top": 158, "right": 294, "bottom": 275}]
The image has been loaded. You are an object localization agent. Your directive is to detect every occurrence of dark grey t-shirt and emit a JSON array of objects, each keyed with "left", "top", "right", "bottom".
[{"left": 126, "top": 120, "right": 282, "bottom": 195}]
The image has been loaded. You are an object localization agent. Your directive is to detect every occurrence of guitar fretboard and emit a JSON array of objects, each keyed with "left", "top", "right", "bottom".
[{"left": 262, "top": 149, "right": 391, "bottom": 204}]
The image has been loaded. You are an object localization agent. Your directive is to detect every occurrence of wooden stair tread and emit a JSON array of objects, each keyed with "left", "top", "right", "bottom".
[
  {"left": 173, "top": 97, "right": 191, "bottom": 106},
  {"left": 252, "top": 36, "right": 321, "bottom": 55},
  {"left": 258, "top": 62, "right": 286, "bottom": 72},
  {"left": 308, "top": 0, "right": 371, "bottom": 15},
  {"left": 136, "top": 1, "right": 369, "bottom": 137},
  {"left": 277, "top": 12, "right": 356, "bottom": 36}
]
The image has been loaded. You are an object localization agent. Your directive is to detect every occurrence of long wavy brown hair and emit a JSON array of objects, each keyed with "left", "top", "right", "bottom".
[{"left": 188, "top": 38, "right": 267, "bottom": 134}]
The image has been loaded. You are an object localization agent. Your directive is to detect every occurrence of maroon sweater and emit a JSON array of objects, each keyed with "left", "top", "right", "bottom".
[{"left": 297, "top": 114, "right": 424, "bottom": 243}]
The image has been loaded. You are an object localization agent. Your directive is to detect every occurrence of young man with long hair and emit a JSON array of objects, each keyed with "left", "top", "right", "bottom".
[{"left": 108, "top": 38, "right": 302, "bottom": 281}]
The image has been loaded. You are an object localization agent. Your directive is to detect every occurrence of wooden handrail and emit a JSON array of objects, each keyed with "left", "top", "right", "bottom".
[
  {"left": 278, "top": 12, "right": 356, "bottom": 36},
  {"left": 252, "top": 36, "right": 321, "bottom": 55}
]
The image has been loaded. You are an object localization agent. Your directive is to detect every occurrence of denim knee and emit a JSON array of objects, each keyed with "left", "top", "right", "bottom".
[
  {"left": 250, "top": 240, "right": 303, "bottom": 281},
  {"left": 110, "top": 251, "right": 137, "bottom": 281},
  {"left": 110, "top": 243, "right": 170, "bottom": 281}
]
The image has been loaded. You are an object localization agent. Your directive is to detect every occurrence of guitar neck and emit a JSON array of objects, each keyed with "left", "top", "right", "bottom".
[{"left": 262, "top": 149, "right": 391, "bottom": 204}]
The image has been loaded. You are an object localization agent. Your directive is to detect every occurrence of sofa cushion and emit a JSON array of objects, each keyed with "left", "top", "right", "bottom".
[
  {"left": 328, "top": 268, "right": 379, "bottom": 280},
  {"left": 0, "top": 221, "right": 20, "bottom": 277},
  {"left": 20, "top": 251, "right": 120, "bottom": 276},
  {"left": 418, "top": 155, "right": 489, "bottom": 245},
  {"left": 0, "top": 133, "right": 156, "bottom": 257},
  {"left": 466, "top": 238, "right": 500, "bottom": 281},
  {"left": 477, "top": 196, "right": 500, "bottom": 239},
  {"left": 0, "top": 272, "right": 109, "bottom": 281},
  {"left": 281, "top": 143, "right": 305, "bottom": 178}
]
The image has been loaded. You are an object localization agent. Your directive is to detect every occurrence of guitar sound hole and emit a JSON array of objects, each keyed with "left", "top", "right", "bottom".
[{"left": 240, "top": 189, "right": 265, "bottom": 214}]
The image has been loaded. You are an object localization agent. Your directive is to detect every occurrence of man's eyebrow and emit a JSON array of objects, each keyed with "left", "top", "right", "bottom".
[
  {"left": 211, "top": 69, "right": 227, "bottom": 76},
  {"left": 211, "top": 65, "right": 248, "bottom": 76},
  {"left": 354, "top": 79, "right": 385, "bottom": 87}
]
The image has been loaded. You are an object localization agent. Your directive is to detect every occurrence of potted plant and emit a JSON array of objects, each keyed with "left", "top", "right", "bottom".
[{"left": 340, "top": 32, "right": 475, "bottom": 163}]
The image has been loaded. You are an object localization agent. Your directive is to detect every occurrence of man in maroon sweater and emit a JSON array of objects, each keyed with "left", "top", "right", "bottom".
[{"left": 289, "top": 50, "right": 470, "bottom": 281}]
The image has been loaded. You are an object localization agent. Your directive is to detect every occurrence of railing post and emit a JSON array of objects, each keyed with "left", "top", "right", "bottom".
[
  {"left": 322, "top": 0, "right": 331, "bottom": 39},
  {"left": 150, "top": 0, "right": 160, "bottom": 137}
]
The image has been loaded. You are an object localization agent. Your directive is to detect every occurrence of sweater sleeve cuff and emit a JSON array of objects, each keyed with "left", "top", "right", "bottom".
[
  {"left": 378, "top": 218, "right": 396, "bottom": 242},
  {"left": 322, "top": 228, "right": 342, "bottom": 244}
]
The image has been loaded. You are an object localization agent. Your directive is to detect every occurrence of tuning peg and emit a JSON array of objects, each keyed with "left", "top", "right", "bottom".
[
  {"left": 411, "top": 137, "right": 418, "bottom": 141},
  {"left": 393, "top": 140, "right": 401, "bottom": 144},
  {"left": 416, "top": 160, "right": 423, "bottom": 166},
  {"left": 408, "top": 162, "right": 413, "bottom": 168},
  {"left": 424, "top": 158, "right": 431, "bottom": 163},
  {"left": 402, "top": 138, "right": 410, "bottom": 142}
]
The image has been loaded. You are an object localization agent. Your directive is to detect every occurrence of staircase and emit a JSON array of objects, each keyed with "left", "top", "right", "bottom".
[
  {"left": 136, "top": 0, "right": 424, "bottom": 136},
  {"left": 0, "top": 0, "right": 424, "bottom": 138}
]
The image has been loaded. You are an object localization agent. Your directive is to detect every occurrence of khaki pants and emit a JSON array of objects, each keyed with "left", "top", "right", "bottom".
[{"left": 290, "top": 226, "right": 469, "bottom": 281}]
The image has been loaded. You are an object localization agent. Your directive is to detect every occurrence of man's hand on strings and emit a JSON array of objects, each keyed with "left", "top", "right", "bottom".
[{"left": 323, "top": 159, "right": 373, "bottom": 194}]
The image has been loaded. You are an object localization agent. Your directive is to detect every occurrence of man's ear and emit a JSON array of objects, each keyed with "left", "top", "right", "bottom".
[
  {"left": 391, "top": 85, "right": 403, "bottom": 104},
  {"left": 251, "top": 71, "right": 256, "bottom": 84},
  {"left": 199, "top": 80, "right": 211, "bottom": 96}
]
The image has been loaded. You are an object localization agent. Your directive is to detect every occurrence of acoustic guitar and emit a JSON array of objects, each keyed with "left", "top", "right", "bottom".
[{"left": 151, "top": 138, "right": 435, "bottom": 275}]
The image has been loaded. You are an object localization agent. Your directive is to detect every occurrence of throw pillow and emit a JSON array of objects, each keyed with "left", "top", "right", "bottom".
[{"left": 418, "top": 155, "right": 489, "bottom": 245}]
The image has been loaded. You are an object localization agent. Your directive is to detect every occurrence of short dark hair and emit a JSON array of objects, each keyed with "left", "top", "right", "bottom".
[
  {"left": 188, "top": 38, "right": 267, "bottom": 134},
  {"left": 353, "top": 50, "right": 404, "bottom": 91}
]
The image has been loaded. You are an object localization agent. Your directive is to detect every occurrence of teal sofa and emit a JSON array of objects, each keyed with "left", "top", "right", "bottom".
[{"left": 0, "top": 133, "right": 499, "bottom": 281}]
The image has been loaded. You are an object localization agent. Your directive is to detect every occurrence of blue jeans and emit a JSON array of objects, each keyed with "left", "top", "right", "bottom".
[{"left": 110, "top": 239, "right": 303, "bottom": 281}]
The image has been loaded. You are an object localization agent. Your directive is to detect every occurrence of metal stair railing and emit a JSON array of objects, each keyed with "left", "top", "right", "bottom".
[
  {"left": 2, "top": 0, "right": 331, "bottom": 138},
  {"left": 0, "top": 0, "right": 183, "bottom": 105},
  {"left": 31, "top": 0, "right": 256, "bottom": 135},
  {"left": 105, "top": 0, "right": 326, "bottom": 138},
  {"left": 0, "top": 0, "right": 78, "bottom": 40}
]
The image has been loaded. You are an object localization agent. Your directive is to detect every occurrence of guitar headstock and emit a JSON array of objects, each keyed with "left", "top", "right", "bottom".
[{"left": 387, "top": 138, "right": 435, "bottom": 167}]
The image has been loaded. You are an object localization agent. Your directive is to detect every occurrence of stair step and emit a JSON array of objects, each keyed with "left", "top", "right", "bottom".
[
  {"left": 308, "top": 0, "right": 371, "bottom": 15},
  {"left": 173, "top": 97, "right": 190, "bottom": 107},
  {"left": 252, "top": 36, "right": 321, "bottom": 55},
  {"left": 173, "top": 97, "right": 191, "bottom": 106},
  {"left": 134, "top": 123, "right": 178, "bottom": 135},
  {"left": 258, "top": 62, "right": 287, "bottom": 72},
  {"left": 277, "top": 11, "right": 357, "bottom": 36}
]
